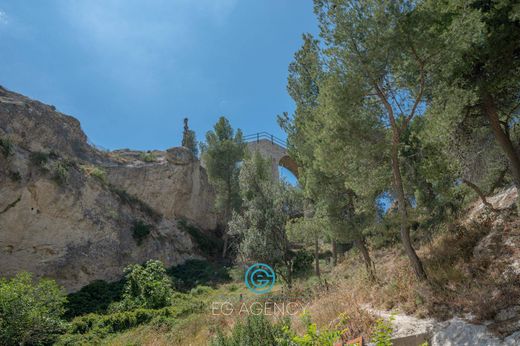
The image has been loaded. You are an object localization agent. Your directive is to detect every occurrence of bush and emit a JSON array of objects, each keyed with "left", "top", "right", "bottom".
[
  {"left": 371, "top": 316, "right": 394, "bottom": 346},
  {"left": 8, "top": 170, "right": 22, "bottom": 182},
  {"left": 80, "top": 165, "right": 107, "bottom": 184},
  {"left": 30, "top": 151, "right": 50, "bottom": 167},
  {"left": 113, "top": 260, "right": 174, "bottom": 311},
  {"left": 132, "top": 220, "right": 151, "bottom": 245},
  {"left": 167, "top": 259, "right": 231, "bottom": 292},
  {"left": 52, "top": 161, "right": 70, "bottom": 185},
  {"left": 0, "top": 137, "right": 13, "bottom": 157},
  {"left": 0, "top": 272, "right": 68, "bottom": 346},
  {"left": 59, "top": 297, "right": 205, "bottom": 341},
  {"left": 64, "top": 280, "right": 124, "bottom": 319},
  {"left": 211, "top": 314, "right": 290, "bottom": 346},
  {"left": 292, "top": 249, "right": 314, "bottom": 277},
  {"left": 140, "top": 151, "right": 157, "bottom": 162}
]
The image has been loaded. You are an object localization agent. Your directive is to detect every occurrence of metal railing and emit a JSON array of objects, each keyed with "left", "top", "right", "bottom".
[{"left": 243, "top": 132, "right": 287, "bottom": 148}]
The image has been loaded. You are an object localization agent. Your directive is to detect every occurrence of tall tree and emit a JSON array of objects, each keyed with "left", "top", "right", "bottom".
[
  {"left": 281, "top": 33, "right": 380, "bottom": 279},
  {"left": 426, "top": 0, "right": 520, "bottom": 207},
  {"left": 229, "top": 152, "right": 295, "bottom": 287},
  {"left": 201, "top": 117, "right": 245, "bottom": 257},
  {"left": 314, "top": 0, "right": 438, "bottom": 280}
]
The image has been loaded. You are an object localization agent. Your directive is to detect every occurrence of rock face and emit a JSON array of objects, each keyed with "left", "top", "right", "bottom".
[
  {"left": 0, "top": 86, "right": 217, "bottom": 291},
  {"left": 105, "top": 147, "right": 217, "bottom": 231}
]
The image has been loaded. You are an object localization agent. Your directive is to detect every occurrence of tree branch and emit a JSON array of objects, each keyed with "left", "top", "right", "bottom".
[{"left": 402, "top": 44, "right": 425, "bottom": 132}]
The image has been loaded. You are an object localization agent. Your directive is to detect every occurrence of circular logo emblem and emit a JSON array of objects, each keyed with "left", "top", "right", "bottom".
[{"left": 244, "top": 263, "right": 276, "bottom": 294}]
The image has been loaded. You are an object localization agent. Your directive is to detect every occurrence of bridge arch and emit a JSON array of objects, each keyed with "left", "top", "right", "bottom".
[{"left": 244, "top": 132, "right": 298, "bottom": 180}]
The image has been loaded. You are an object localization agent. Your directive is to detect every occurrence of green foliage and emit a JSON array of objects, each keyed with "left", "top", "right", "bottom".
[
  {"left": 229, "top": 152, "right": 294, "bottom": 285},
  {"left": 139, "top": 151, "right": 157, "bottom": 163},
  {"left": 0, "top": 272, "right": 68, "bottom": 346},
  {"left": 0, "top": 137, "right": 13, "bottom": 157},
  {"left": 211, "top": 314, "right": 290, "bottom": 346},
  {"left": 80, "top": 164, "right": 107, "bottom": 184},
  {"left": 59, "top": 294, "right": 205, "bottom": 344},
  {"left": 64, "top": 280, "right": 124, "bottom": 319},
  {"left": 200, "top": 116, "right": 245, "bottom": 231},
  {"left": 182, "top": 118, "right": 199, "bottom": 157},
  {"left": 8, "top": 170, "right": 22, "bottom": 182},
  {"left": 30, "top": 151, "right": 50, "bottom": 167},
  {"left": 286, "top": 311, "right": 344, "bottom": 346},
  {"left": 167, "top": 259, "right": 230, "bottom": 292},
  {"left": 211, "top": 312, "right": 346, "bottom": 346},
  {"left": 131, "top": 220, "right": 151, "bottom": 245},
  {"left": 177, "top": 219, "right": 223, "bottom": 256},
  {"left": 52, "top": 161, "right": 70, "bottom": 185},
  {"left": 112, "top": 260, "right": 174, "bottom": 311},
  {"left": 291, "top": 249, "right": 314, "bottom": 277},
  {"left": 371, "top": 316, "right": 394, "bottom": 346}
]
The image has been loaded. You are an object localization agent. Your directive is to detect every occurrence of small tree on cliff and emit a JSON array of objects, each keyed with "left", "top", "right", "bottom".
[
  {"left": 182, "top": 117, "right": 198, "bottom": 157},
  {"left": 201, "top": 116, "right": 246, "bottom": 258}
]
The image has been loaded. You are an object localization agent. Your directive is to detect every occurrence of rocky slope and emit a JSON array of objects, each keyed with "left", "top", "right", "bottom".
[{"left": 0, "top": 86, "right": 218, "bottom": 291}]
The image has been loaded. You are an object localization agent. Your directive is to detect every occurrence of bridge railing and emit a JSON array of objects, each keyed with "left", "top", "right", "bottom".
[{"left": 244, "top": 132, "right": 287, "bottom": 148}]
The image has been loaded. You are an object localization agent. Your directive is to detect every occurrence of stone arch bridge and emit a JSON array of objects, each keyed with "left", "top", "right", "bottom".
[{"left": 244, "top": 132, "right": 298, "bottom": 180}]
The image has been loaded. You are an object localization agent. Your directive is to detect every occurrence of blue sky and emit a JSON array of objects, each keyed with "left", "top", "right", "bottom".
[{"left": 0, "top": 0, "right": 318, "bottom": 157}]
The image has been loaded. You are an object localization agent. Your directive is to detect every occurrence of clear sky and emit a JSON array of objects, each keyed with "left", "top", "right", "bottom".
[{"left": 0, "top": 0, "right": 318, "bottom": 156}]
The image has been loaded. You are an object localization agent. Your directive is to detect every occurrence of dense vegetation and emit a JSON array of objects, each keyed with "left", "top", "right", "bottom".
[{"left": 1, "top": 0, "right": 518, "bottom": 345}]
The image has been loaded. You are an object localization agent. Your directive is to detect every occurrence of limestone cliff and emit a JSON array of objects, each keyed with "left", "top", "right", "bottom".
[{"left": 0, "top": 86, "right": 218, "bottom": 291}]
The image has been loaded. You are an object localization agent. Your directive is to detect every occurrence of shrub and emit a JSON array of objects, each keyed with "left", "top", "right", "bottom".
[
  {"left": 30, "top": 151, "right": 50, "bottom": 167},
  {"left": 189, "top": 285, "right": 213, "bottom": 296},
  {"left": 0, "top": 137, "right": 13, "bottom": 157},
  {"left": 285, "top": 311, "right": 345, "bottom": 346},
  {"left": 292, "top": 249, "right": 314, "bottom": 277},
  {"left": 8, "top": 170, "right": 22, "bottom": 182},
  {"left": 167, "top": 259, "right": 231, "bottom": 291},
  {"left": 140, "top": 151, "right": 157, "bottom": 163},
  {"left": 132, "top": 220, "right": 151, "bottom": 245},
  {"left": 80, "top": 165, "right": 107, "bottom": 184},
  {"left": 211, "top": 314, "right": 290, "bottom": 346},
  {"left": 64, "top": 279, "right": 125, "bottom": 319},
  {"left": 370, "top": 316, "right": 394, "bottom": 346},
  {"left": 0, "top": 272, "right": 68, "bottom": 346},
  {"left": 113, "top": 260, "right": 174, "bottom": 311},
  {"left": 52, "top": 161, "right": 70, "bottom": 185},
  {"left": 60, "top": 297, "right": 205, "bottom": 340}
]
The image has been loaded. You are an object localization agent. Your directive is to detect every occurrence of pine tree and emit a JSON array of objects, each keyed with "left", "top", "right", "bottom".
[
  {"left": 181, "top": 117, "right": 198, "bottom": 157},
  {"left": 200, "top": 116, "right": 245, "bottom": 258}
]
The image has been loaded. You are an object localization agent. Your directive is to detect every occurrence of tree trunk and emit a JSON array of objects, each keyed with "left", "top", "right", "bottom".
[
  {"left": 462, "top": 179, "right": 498, "bottom": 212},
  {"left": 222, "top": 233, "right": 229, "bottom": 258},
  {"left": 354, "top": 238, "right": 375, "bottom": 281},
  {"left": 482, "top": 92, "right": 520, "bottom": 208},
  {"left": 331, "top": 239, "right": 337, "bottom": 266},
  {"left": 314, "top": 235, "right": 321, "bottom": 278},
  {"left": 391, "top": 133, "right": 428, "bottom": 281}
]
